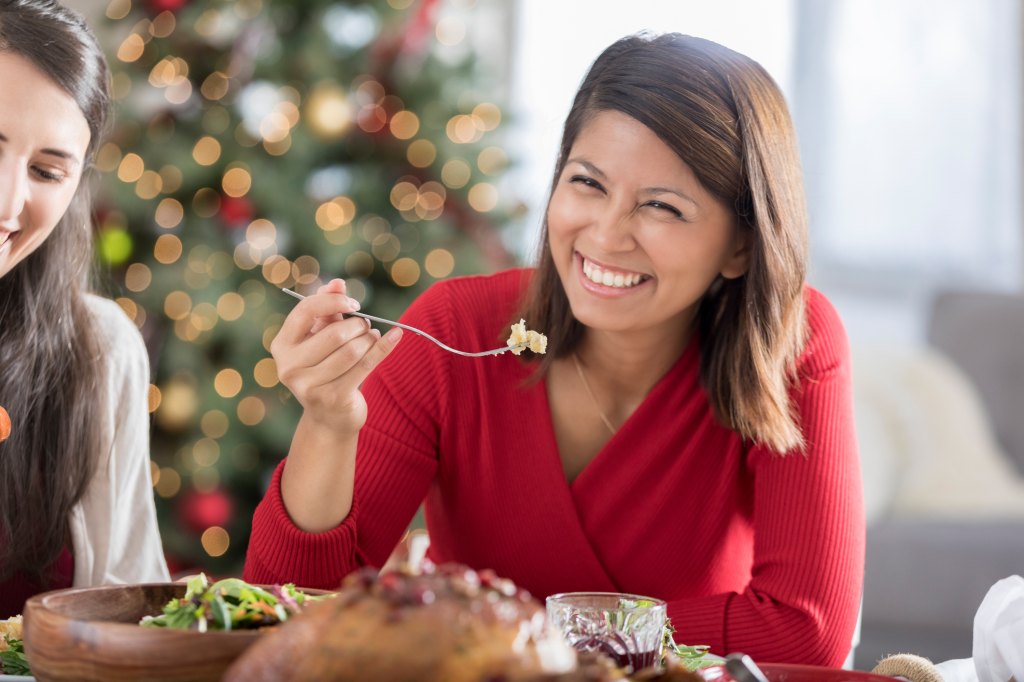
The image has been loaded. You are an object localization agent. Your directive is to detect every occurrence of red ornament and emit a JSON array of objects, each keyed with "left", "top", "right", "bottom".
[
  {"left": 146, "top": 0, "right": 189, "bottom": 13},
  {"left": 219, "top": 195, "right": 254, "bottom": 229},
  {"left": 177, "top": 489, "right": 234, "bottom": 534},
  {"left": 401, "top": 0, "right": 441, "bottom": 56}
]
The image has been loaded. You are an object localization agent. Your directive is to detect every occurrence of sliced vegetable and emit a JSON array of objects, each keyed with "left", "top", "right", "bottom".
[{"left": 140, "top": 573, "right": 326, "bottom": 632}]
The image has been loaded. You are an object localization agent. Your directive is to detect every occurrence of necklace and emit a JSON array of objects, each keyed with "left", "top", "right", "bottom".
[{"left": 571, "top": 351, "right": 616, "bottom": 436}]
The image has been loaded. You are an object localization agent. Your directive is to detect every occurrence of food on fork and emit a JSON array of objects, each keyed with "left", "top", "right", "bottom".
[{"left": 508, "top": 319, "right": 548, "bottom": 355}]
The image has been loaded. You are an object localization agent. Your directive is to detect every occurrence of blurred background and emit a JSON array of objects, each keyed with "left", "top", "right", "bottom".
[{"left": 62, "top": 0, "right": 1024, "bottom": 670}]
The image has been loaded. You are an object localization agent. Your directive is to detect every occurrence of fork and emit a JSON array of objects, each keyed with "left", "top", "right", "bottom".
[{"left": 281, "top": 288, "right": 526, "bottom": 357}]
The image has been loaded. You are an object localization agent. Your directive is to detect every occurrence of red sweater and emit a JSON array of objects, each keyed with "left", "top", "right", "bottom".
[
  {"left": 0, "top": 545, "right": 73, "bottom": 618},
  {"left": 245, "top": 269, "right": 864, "bottom": 667}
]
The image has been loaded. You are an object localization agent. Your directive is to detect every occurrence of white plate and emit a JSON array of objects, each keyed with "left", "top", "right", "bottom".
[{"left": 0, "top": 675, "right": 34, "bottom": 681}]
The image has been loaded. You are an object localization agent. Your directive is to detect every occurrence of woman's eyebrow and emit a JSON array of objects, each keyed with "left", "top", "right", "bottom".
[
  {"left": 566, "top": 157, "right": 607, "bottom": 179},
  {"left": 0, "top": 131, "right": 81, "bottom": 166},
  {"left": 568, "top": 156, "right": 699, "bottom": 208},
  {"left": 641, "top": 185, "right": 699, "bottom": 208}
]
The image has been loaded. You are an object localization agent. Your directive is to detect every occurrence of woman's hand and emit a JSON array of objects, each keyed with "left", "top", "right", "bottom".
[
  {"left": 271, "top": 278, "right": 402, "bottom": 436},
  {"left": 274, "top": 279, "right": 403, "bottom": 531}
]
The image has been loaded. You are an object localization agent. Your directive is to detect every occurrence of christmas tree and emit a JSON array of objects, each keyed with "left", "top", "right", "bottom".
[{"left": 95, "top": 0, "right": 516, "bottom": 575}]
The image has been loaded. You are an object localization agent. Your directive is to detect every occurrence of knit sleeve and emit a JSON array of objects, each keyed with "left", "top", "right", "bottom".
[
  {"left": 72, "top": 296, "right": 170, "bottom": 586},
  {"left": 244, "top": 283, "right": 453, "bottom": 588},
  {"left": 669, "top": 289, "right": 865, "bottom": 667}
]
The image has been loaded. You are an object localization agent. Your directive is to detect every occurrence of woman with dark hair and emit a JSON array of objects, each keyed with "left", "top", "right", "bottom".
[
  {"left": 0, "top": 0, "right": 169, "bottom": 617},
  {"left": 246, "top": 33, "right": 863, "bottom": 666}
]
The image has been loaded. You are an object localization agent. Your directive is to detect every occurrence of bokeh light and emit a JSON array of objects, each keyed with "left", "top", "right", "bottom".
[
  {"left": 441, "top": 159, "right": 471, "bottom": 188},
  {"left": 468, "top": 182, "right": 499, "bottom": 212},
  {"left": 253, "top": 358, "right": 279, "bottom": 388},
  {"left": 125, "top": 263, "right": 152, "bottom": 292},
  {"left": 237, "top": 396, "right": 266, "bottom": 426},
  {"left": 391, "top": 257, "right": 421, "bottom": 287},
  {"left": 425, "top": 248, "right": 455, "bottom": 278},
  {"left": 201, "top": 526, "right": 230, "bottom": 557},
  {"left": 222, "top": 166, "right": 253, "bottom": 197},
  {"left": 389, "top": 110, "right": 420, "bottom": 139},
  {"left": 117, "top": 153, "right": 145, "bottom": 183},
  {"left": 407, "top": 139, "right": 436, "bottom": 167},
  {"left": 214, "top": 369, "right": 243, "bottom": 398},
  {"left": 155, "top": 198, "right": 184, "bottom": 228},
  {"left": 193, "top": 136, "right": 222, "bottom": 166}
]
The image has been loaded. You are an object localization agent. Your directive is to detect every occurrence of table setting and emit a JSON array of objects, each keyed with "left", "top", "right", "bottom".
[{"left": 6, "top": 565, "right": 1019, "bottom": 681}]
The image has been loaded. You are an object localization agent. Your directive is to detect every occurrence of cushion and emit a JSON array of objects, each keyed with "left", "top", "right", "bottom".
[{"left": 852, "top": 345, "right": 1024, "bottom": 520}]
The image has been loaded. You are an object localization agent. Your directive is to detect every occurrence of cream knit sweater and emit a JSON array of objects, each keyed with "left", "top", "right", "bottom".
[{"left": 67, "top": 295, "right": 169, "bottom": 586}]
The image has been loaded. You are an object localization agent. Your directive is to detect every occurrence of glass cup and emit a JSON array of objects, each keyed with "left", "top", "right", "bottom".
[{"left": 546, "top": 591, "right": 667, "bottom": 673}]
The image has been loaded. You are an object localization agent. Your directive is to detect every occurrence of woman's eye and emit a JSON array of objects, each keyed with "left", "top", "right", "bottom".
[
  {"left": 569, "top": 175, "right": 604, "bottom": 192},
  {"left": 32, "top": 167, "right": 66, "bottom": 183},
  {"left": 645, "top": 200, "right": 684, "bottom": 219}
]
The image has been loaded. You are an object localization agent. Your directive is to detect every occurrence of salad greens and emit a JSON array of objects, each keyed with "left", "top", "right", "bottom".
[
  {"left": 594, "top": 598, "right": 717, "bottom": 672},
  {"left": 0, "top": 635, "right": 30, "bottom": 676},
  {"left": 140, "top": 573, "right": 324, "bottom": 633},
  {"left": 663, "top": 621, "right": 718, "bottom": 671}
]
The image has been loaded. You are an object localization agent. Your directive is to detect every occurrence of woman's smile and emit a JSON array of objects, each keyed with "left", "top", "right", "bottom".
[{"left": 575, "top": 252, "right": 652, "bottom": 297}]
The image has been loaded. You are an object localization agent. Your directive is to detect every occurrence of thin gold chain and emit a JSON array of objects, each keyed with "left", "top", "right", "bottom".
[{"left": 571, "top": 352, "right": 616, "bottom": 436}]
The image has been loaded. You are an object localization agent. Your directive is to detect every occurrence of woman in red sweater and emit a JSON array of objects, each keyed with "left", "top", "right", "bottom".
[{"left": 245, "top": 33, "right": 864, "bottom": 667}]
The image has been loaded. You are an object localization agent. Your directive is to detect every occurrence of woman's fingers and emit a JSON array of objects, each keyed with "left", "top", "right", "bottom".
[
  {"left": 308, "top": 279, "right": 351, "bottom": 333},
  {"left": 272, "top": 292, "right": 359, "bottom": 349},
  {"left": 293, "top": 317, "right": 374, "bottom": 368},
  {"left": 270, "top": 278, "right": 400, "bottom": 423},
  {"left": 315, "top": 327, "right": 403, "bottom": 394},
  {"left": 278, "top": 327, "right": 402, "bottom": 418},
  {"left": 318, "top": 278, "right": 347, "bottom": 295}
]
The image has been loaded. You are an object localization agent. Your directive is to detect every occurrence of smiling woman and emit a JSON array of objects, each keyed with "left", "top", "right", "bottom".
[
  {"left": 244, "top": 32, "right": 863, "bottom": 670},
  {"left": 0, "top": 52, "right": 91, "bottom": 278},
  {"left": 0, "top": 0, "right": 168, "bottom": 618}
]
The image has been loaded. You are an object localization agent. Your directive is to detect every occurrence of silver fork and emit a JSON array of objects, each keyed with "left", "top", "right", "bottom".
[{"left": 281, "top": 288, "right": 527, "bottom": 357}]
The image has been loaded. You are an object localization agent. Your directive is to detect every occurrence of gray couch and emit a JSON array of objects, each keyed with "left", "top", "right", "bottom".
[{"left": 854, "top": 290, "right": 1024, "bottom": 670}]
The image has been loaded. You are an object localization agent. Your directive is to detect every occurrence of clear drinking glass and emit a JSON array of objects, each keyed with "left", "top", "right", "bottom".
[{"left": 546, "top": 592, "right": 667, "bottom": 673}]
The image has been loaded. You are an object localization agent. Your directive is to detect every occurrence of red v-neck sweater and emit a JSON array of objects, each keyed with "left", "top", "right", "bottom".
[{"left": 245, "top": 269, "right": 864, "bottom": 667}]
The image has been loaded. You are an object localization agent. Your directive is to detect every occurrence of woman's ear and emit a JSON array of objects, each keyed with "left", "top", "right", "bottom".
[{"left": 720, "top": 227, "right": 752, "bottom": 280}]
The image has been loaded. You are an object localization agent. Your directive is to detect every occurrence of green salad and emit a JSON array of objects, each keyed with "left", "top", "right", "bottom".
[
  {"left": 663, "top": 621, "right": 720, "bottom": 671},
  {"left": 0, "top": 635, "right": 30, "bottom": 676},
  {"left": 140, "top": 573, "right": 325, "bottom": 633},
  {"left": 609, "top": 598, "right": 717, "bottom": 672}
]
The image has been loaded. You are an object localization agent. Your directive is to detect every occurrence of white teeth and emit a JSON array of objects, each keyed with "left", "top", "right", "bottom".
[{"left": 581, "top": 257, "right": 646, "bottom": 289}]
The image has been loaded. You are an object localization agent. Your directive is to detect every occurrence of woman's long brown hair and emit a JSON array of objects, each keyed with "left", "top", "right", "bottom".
[
  {"left": 0, "top": 0, "right": 112, "bottom": 581},
  {"left": 520, "top": 33, "right": 809, "bottom": 453}
]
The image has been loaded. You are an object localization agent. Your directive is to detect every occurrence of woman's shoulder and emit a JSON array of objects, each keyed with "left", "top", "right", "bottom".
[
  {"left": 798, "top": 285, "right": 851, "bottom": 375},
  {"left": 84, "top": 294, "right": 142, "bottom": 342},
  {"left": 83, "top": 294, "right": 149, "bottom": 376},
  {"left": 803, "top": 285, "right": 843, "bottom": 333}
]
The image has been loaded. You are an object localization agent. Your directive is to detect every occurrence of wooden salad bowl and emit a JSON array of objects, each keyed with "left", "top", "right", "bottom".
[{"left": 23, "top": 582, "right": 328, "bottom": 682}]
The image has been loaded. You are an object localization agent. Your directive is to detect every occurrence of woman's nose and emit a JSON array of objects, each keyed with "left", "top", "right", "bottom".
[
  {"left": 0, "top": 162, "right": 28, "bottom": 225},
  {"left": 590, "top": 201, "right": 637, "bottom": 251}
]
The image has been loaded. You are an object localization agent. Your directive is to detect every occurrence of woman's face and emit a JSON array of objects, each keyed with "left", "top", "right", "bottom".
[
  {"left": 0, "top": 51, "right": 91, "bottom": 279},
  {"left": 547, "top": 110, "right": 748, "bottom": 342}
]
